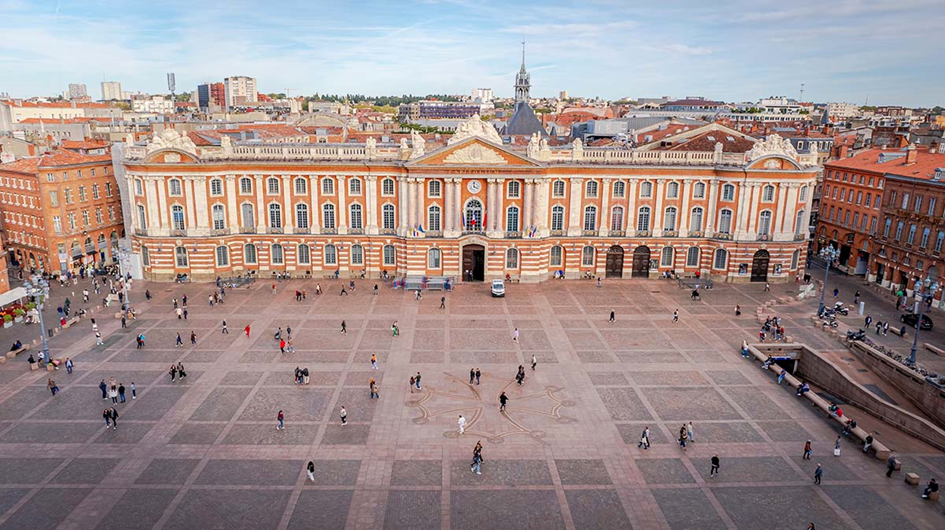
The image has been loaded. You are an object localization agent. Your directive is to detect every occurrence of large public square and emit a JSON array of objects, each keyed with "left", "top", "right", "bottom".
[{"left": 0, "top": 272, "right": 942, "bottom": 530}]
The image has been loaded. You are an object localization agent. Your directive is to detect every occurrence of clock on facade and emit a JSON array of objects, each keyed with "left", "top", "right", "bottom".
[{"left": 467, "top": 180, "right": 482, "bottom": 194}]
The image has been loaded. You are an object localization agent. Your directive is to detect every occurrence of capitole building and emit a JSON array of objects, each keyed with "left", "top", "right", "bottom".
[{"left": 121, "top": 114, "right": 818, "bottom": 283}]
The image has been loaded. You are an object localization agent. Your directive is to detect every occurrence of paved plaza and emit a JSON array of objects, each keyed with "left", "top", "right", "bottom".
[{"left": 0, "top": 274, "right": 943, "bottom": 530}]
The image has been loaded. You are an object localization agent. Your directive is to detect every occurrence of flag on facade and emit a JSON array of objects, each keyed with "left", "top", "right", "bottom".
[{"left": 418, "top": 224, "right": 425, "bottom": 234}]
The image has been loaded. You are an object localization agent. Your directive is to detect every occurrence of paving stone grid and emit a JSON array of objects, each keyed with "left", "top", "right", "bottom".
[{"left": 0, "top": 278, "right": 942, "bottom": 530}]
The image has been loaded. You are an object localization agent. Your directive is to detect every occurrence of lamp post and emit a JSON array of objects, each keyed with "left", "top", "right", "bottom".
[
  {"left": 116, "top": 243, "right": 131, "bottom": 313},
  {"left": 817, "top": 245, "right": 841, "bottom": 316},
  {"left": 23, "top": 276, "right": 50, "bottom": 359},
  {"left": 908, "top": 276, "right": 940, "bottom": 365}
]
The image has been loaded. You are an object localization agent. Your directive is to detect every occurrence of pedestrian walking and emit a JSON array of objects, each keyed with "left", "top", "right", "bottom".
[
  {"left": 778, "top": 369, "right": 787, "bottom": 385},
  {"left": 609, "top": 309, "right": 615, "bottom": 323},
  {"left": 673, "top": 309, "right": 679, "bottom": 323},
  {"left": 803, "top": 440, "right": 812, "bottom": 459},
  {"left": 597, "top": 277, "right": 601, "bottom": 288},
  {"left": 307, "top": 461, "right": 316, "bottom": 482},
  {"left": 222, "top": 320, "right": 229, "bottom": 334},
  {"left": 131, "top": 382, "right": 136, "bottom": 399},
  {"left": 513, "top": 328, "right": 519, "bottom": 342},
  {"left": 65, "top": 358, "right": 73, "bottom": 374},
  {"left": 638, "top": 427, "right": 650, "bottom": 449},
  {"left": 341, "top": 320, "right": 347, "bottom": 335},
  {"left": 275, "top": 327, "right": 283, "bottom": 340},
  {"left": 177, "top": 362, "right": 187, "bottom": 379},
  {"left": 440, "top": 296, "right": 446, "bottom": 309},
  {"left": 814, "top": 463, "right": 823, "bottom": 484},
  {"left": 47, "top": 378, "right": 59, "bottom": 396},
  {"left": 865, "top": 315, "right": 872, "bottom": 328},
  {"left": 244, "top": 324, "right": 251, "bottom": 337},
  {"left": 531, "top": 354, "right": 537, "bottom": 371},
  {"left": 109, "top": 384, "right": 118, "bottom": 404},
  {"left": 834, "top": 436, "right": 842, "bottom": 457},
  {"left": 885, "top": 453, "right": 897, "bottom": 477},
  {"left": 516, "top": 365, "right": 525, "bottom": 385},
  {"left": 469, "top": 367, "right": 475, "bottom": 385},
  {"left": 169, "top": 364, "right": 178, "bottom": 382},
  {"left": 373, "top": 284, "right": 378, "bottom": 296},
  {"left": 883, "top": 322, "right": 889, "bottom": 336},
  {"left": 100, "top": 379, "right": 107, "bottom": 399},
  {"left": 340, "top": 406, "right": 347, "bottom": 425},
  {"left": 499, "top": 391, "right": 508, "bottom": 411},
  {"left": 475, "top": 368, "right": 481, "bottom": 385},
  {"left": 176, "top": 333, "right": 183, "bottom": 347},
  {"left": 371, "top": 354, "right": 378, "bottom": 369},
  {"left": 735, "top": 304, "right": 741, "bottom": 316},
  {"left": 370, "top": 380, "right": 379, "bottom": 400},
  {"left": 833, "top": 288, "right": 839, "bottom": 299},
  {"left": 471, "top": 449, "right": 482, "bottom": 475},
  {"left": 458, "top": 415, "right": 466, "bottom": 434},
  {"left": 392, "top": 321, "right": 399, "bottom": 337},
  {"left": 277, "top": 410, "right": 284, "bottom": 430},
  {"left": 176, "top": 307, "right": 182, "bottom": 319},
  {"left": 183, "top": 308, "right": 188, "bottom": 320},
  {"left": 679, "top": 425, "right": 688, "bottom": 449},
  {"left": 109, "top": 407, "right": 118, "bottom": 430},
  {"left": 764, "top": 282, "right": 770, "bottom": 292},
  {"left": 121, "top": 315, "right": 126, "bottom": 328},
  {"left": 190, "top": 331, "right": 197, "bottom": 345},
  {"left": 118, "top": 383, "right": 126, "bottom": 403},
  {"left": 280, "top": 339, "right": 286, "bottom": 354},
  {"left": 96, "top": 331, "right": 103, "bottom": 346},
  {"left": 103, "top": 408, "right": 111, "bottom": 428},
  {"left": 710, "top": 454, "right": 720, "bottom": 477},
  {"left": 687, "top": 421, "right": 694, "bottom": 443}
]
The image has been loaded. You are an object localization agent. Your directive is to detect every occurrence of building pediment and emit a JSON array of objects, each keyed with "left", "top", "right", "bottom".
[
  {"left": 142, "top": 148, "right": 200, "bottom": 164},
  {"left": 408, "top": 138, "right": 539, "bottom": 167}
]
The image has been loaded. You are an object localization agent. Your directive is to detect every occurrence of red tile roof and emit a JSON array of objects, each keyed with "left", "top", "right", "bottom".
[
  {"left": 0, "top": 149, "right": 111, "bottom": 174},
  {"left": 826, "top": 147, "right": 945, "bottom": 180},
  {"left": 61, "top": 139, "right": 110, "bottom": 150},
  {"left": 1, "top": 99, "right": 109, "bottom": 109}
]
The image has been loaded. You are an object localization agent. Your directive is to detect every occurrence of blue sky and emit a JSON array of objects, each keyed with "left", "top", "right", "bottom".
[{"left": 1, "top": 0, "right": 941, "bottom": 106}]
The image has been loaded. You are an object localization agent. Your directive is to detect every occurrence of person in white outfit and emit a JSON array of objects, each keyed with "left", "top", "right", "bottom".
[{"left": 458, "top": 415, "right": 466, "bottom": 434}]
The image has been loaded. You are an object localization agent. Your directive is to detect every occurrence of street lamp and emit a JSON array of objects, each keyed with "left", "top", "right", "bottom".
[
  {"left": 23, "top": 275, "right": 50, "bottom": 360},
  {"left": 908, "top": 276, "right": 940, "bottom": 365},
  {"left": 116, "top": 243, "right": 132, "bottom": 313},
  {"left": 817, "top": 245, "right": 841, "bottom": 316}
]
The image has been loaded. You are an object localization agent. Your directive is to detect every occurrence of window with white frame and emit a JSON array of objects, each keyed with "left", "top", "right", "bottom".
[
  {"left": 428, "top": 180, "right": 441, "bottom": 197},
  {"left": 382, "top": 204, "right": 395, "bottom": 229},
  {"left": 322, "top": 204, "right": 336, "bottom": 229},
  {"left": 722, "top": 184, "right": 735, "bottom": 201},
  {"left": 762, "top": 185, "right": 775, "bottom": 201},
  {"left": 758, "top": 210, "right": 772, "bottom": 236},
  {"left": 383, "top": 244, "right": 395, "bottom": 265},
  {"left": 296, "top": 204, "right": 310, "bottom": 229},
  {"left": 693, "top": 182, "right": 706, "bottom": 198},
  {"left": 718, "top": 209, "right": 733, "bottom": 233},
  {"left": 169, "top": 179, "right": 182, "bottom": 196},
  {"left": 637, "top": 206, "right": 651, "bottom": 231},
  {"left": 141, "top": 246, "right": 149, "bottom": 266},
  {"left": 667, "top": 182, "right": 680, "bottom": 198},
  {"left": 322, "top": 177, "right": 335, "bottom": 195},
  {"left": 791, "top": 249, "right": 799, "bottom": 270},
  {"left": 506, "top": 248, "right": 519, "bottom": 269},
  {"left": 663, "top": 207, "right": 677, "bottom": 231},
  {"left": 216, "top": 245, "right": 229, "bottom": 266},
  {"left": 428, "top": 205, "right": 441, "bottom": 232},
  {"left": 581, "top": 245, "right": 595, "bottom": 266},
  {"left": 550, "top": 245, "right": 563, "bottom": 267},
  {"left": 210, "top": 178, "right": 223, "bottom": 196},
  {"left": 175, "top": 246, "right": 188, "bottom": 267},
  {"left": 240, "top": 177, "right": 252, "bottom": 194},
  {"left": 348, "top": 178, "right": 361, "bottom": 196},
  {"left": 381, "top": 178, "right": 395, "bottom": 196},
  {"left": 920, "top": 227, "right": 930, "bottom": 248},
  {"left": 585, "top": 181, "right": 598, "bottom": 198},
  {"left": 271, "top": 244, "right": 284, "bottom": 264},
  {"left": 171, "top": 205, "right": 185, "bottom": 230},
  {"left": 551, "top": 205, "right": 565, "bottom": 231},
  {"left": 244, "top": 244, "right": 257, "bottom": 264},
  {"left": 660, "top": 246, "right": 674, "bottom": 266},
  {"left": 690, "top": 207, "right": 704, "bottom": 232},
  {"left": 212, "top": 204, "right": 225, "bottom": 230},
  {"left": 241, "top": 203, "right": 255, "bottom": 228},
  {"left": 295, "top": 178, "right": 307, "bottom": 195},
  {"left": 135, "top": 179, "right": 143, "bottom": 196},
  {"left": 428, "top": 248, "right": 441, "bottom": 269},
  {"left": 611, "top": 206, "right": 624, "bottom": 231},
  {"left": 268, "top": 203, "right": 282, "bottom": 228},
  {"left": 298, "top": 244, "right": 310, "bottom": 264},
  {"left": 639, "top": 181, "right": 653, "bottom": 197},
  {"left": 799, "top": 185, "right": 808, "bottom": 201},
  {"left": 552, "top": 180, "right": 566, "bottom": 198},
  {"left": 507, "top": 181, "right": 521, "bottom": 198},
  {"left": 351, "top": 244, "right": 364, "bottom": 265},
  {"left": 507, "top": 206, "right": 520, "bottom": 232},
  {"left": 324, "top": 244, "right": 337, "bottom": 265},
  {"left": 267, "top": 177, "right": 279, "bottom": 195},
  {"left": 686, "top": 247, "right": 699, "bottom": 267},
  {"left": 583, "top": 206, "right": 597, "bottom": 231},
  {"left": 613, "top": 181, "right": 626, "bottom": 198},
  {"left": 795, "top": 210, "right": 806, "bottom": 234},
  {"left": 348, "top": 204, "right": 362, "bottom": 229}
]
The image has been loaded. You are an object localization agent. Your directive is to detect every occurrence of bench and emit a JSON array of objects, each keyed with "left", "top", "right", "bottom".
[
  {"left": 905, "top": 472, "right": 920, "bottom": 485},
  {"left": 928, "top": 491, "right": 940, "bottom": 501},
  {"left": 889, "top": 327, "right": 905, "bottom": 337},
  {"left": 5, "top": 345, "right": 29, "bottom": 359},
  {"left": 61, "top": 316, "right": 80, "bottom": 329},
  {"left": 925, "top": 343, "right": 944, "bottom": 356}
]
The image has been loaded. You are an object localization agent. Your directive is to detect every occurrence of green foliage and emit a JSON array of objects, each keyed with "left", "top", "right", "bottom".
[
  {"left": 306, "top": 93, "right": 462, "bottom": 107},
  {"left": 2, "top": 314, "right": 11, "bottom": 322},
  {"left": 395, "top": 122, "right": 449, "bottom": 134}
]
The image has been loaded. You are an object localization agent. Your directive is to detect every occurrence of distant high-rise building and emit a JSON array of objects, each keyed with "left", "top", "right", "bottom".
[
  {"left": 101, "top": 81, "right": 122, "bottom": 101},
  {"left": 471, "top": 88, "right": 494, "bottom": 102},
  {"left": 197, "top": 82, "right": 226, "bottom": 110},
  {"left": 68, "top": 83, "right": 88, "bottom": 100},
  {"left": 223, "top": 76, "right": 258, "bottom": 108},
  {"left": 559, "top": 90, "right": 569, "bottom": 100}
]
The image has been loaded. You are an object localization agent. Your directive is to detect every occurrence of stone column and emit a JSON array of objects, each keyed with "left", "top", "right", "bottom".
[
  {"left": 225, "top": 175, "right": 238, "bottom": 230},
  {"left": 679, "top": 181, "right": 691, "bottom": 237},
  {"left": 780, "top": 183, "right": 800, "bottom": 240},
  {"left": 567, "top": 177, "right": 583, "bottom": 236},
  {"left": 365, "top": 176, "right": 377, "bottom": 234},
  {"left": 651, "top": 181, "right": 665, "bottom": 233},
  {"left": 415, "top": 177, "right": 425, "bottom": 232},
  {"left": 149, "top": 178, "right": 163, "bottom": 230},
  {"left": 398, "top": 177, "right": 410, "bottom": 236},
  {"left": 705, "top": 179, "right": 720, "bottom": 234},
  {"left": 486, "top": 179, "right": 498, "bottom": 234},
  {"left": 745, "top": 183, "right": 760, "bottom": 236},
  {"left": 534, "top": 178, "right": 549, "bottom": 235},
  {"left": 254, "top": 175, "right": 265, "bottom": 229},
  {"left": 599, "top": 179, "right": 610, "bottom": 233},
  {"left": 194, "top": 177, "right": 209, "bottom": 232},
  {"left": 337, "top": 175, "right": 347, "bottom": 234},
  {"left": 626, "top": 180, "right": 637, "bottom": 233},
  {"left": 282, "top": 175, "right": 293, "bottom": 230},
  {"left": 310, "top": 174, "right": 321, "bottom": 232},
  {"left": 184, "top": 177, "right": 197, "bottom": 231},
  {"left": 444, "top": 177, "right": 454, "bottom": 233},
  {"left": 523, "top": 180, "right": 534, "bottom": 233}
]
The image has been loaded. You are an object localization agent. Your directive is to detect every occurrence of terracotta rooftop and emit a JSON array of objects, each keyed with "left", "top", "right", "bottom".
[
  {"left": 0, "top": 149, "right": 111, "bottom": 174},
  {"left": 61, "top": 139, "right": 110, "bottom": 150},
  {"left": 826, "top": 146, "right": 945, "bottom": 180},
  {"left": 1, "top": 100, "right": 109, "bottom": 109},
  {"left": 652, "top": 130, "right": 755, "bottom": 153}
]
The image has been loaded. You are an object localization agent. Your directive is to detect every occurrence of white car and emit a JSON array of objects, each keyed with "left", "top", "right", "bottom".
[{"left": 491, "top": 279, "right": 506, "bottom": 297}]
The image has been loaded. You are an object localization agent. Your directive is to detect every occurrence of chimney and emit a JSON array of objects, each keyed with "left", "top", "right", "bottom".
[
  {"left": 905, "top": 143, "right": 917, "bottom": 165},
  {"left": 838, "top": 144, "right": 849, "bottom": 159}
]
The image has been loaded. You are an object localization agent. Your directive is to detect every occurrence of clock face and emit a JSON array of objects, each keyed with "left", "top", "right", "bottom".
[{"left": 467, "top": 180, "right": 482, "bottom": 194}]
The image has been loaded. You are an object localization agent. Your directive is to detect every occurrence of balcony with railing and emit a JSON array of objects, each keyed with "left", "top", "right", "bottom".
[
  {"left": 756, "top": 233, "right": 771, "bottom": 242},
  {"left": 239, "top": 226, "right": 256, "bottom": 234},
  {"left": 425, "top": 230, "right": 442, "bottom": 238},
  {"left": 550, "top": 230, "right": 565, "bottom": 236},
  {"left": 170, "top": 229, "right": 187, "bottom": 237},
  {"left": 688, "top": 230, "right": 705, "bottom": 238},
  {"left": 506, "top": 231, "right": 522, "bottom": 239},
  {"left": 662, "top": 229, "right": 678, "bottom": 238},
  {"left": 461, "top": 228, "right": 485, "bottom": 236},
  {"left": 583, "top": 230, "right": 599, "bottom": 237},
  {"left": 267, "top": 227, "right": 284, "bottom": 235},
  {"left": 608, "top": 230, "right": 626, "bottom": 237},
  {"left": 294, "top": 227, "right": 311, "bottom": 234},
  {"left": 635, "top": 230, "right": 651, "bottom": 238},
  {"left": 347, "top": 228, "right": 363, "bottom": 235},
  {"left": 321, "top": 227, "right": 338, "bottom": 235},
  {"left": 84, "top": 244, "right": 95, "bottom": 253},
  {"left": 380, "top": 228, "right": 396, "bottom": 235},
  {"left": 211, "top": 228, "right": 230, "bottom": 236},
  {"left": 713, "top": 231, "right": 733, "bottom": 240}
]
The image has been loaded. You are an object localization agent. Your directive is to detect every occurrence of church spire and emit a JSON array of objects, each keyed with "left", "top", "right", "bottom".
[
  {"left": 520, "top": 41, "right": 526, "bottom": 72},
  {"left": 514, "top": 42, "right": 531, "bottom": 104}
]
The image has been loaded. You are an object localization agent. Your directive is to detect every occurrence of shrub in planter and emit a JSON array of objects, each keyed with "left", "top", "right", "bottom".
[
  {"left": 13, "top": 308, "right": 25, "bottom": 316},
  {"left": 2, "top": 314, "right": 12, "bottom": 327},
  {"left": 25, "top": 303, "right": 36, "bottom": 310}
]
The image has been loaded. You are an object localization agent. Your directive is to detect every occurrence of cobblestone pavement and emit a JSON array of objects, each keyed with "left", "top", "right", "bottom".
[{"left": 0, "top": 276, "right": 943, "bottom": 530}]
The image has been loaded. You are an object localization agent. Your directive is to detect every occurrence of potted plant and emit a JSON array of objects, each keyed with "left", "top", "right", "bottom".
[
  {"left": 25, "top": 302, "right": 36, "bottom": 311},
  {"left": 13, "top": 308, "right": 25, "bottom": 323},
  {"left": 2, "top": 314, "right": 12, "bottom": 328}
]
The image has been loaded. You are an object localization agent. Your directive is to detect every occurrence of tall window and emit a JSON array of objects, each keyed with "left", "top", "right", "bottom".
[
  {"left": 212, "top": 204, "right": 225, "bottom": 230},
  {"left": 799, "top": 185, "right": 808, "bottom": 201},
  {"left": 216, "top": 245, "right": 229, "bottom": 266},
  {"left": 506, "top": 248, "right": 519, "bottom": 269},
  {"left": 507, "top": 206, "right": 520, "bottom": 232},
  {"left": 551, "top": 205, "right": 565, "bottom": 231},
  {"left": 323, "top": 204, "right": 336, "bottom": 229},
  {"left": 895, "top": 221, "right": 904, "bottom": 240},
  {"left": 92, "top": 184, "right": 100, "bottom": 199},
  {"left": 883, "top": 218, "right": 891, "bottom": 237},
  {"left": 582, "top": 246, "right": 595, "bottom": 266},
  {"left": 465, "top": 200, "right": 483, "bottom": 230},
  {"left": 611, "top": 206, "right": 624, "bottom": 231},
  {"left": 171, "top": 205, "right": 185, "bottom": 230},
  {"left": 324, "top": 244, "right": 337, "bottom": 265},
  {"left": 552, "top": 180, "right": 566, "bottom": 198},
  {"left": 296, "top": 204, "right": 310, "bottom": 229},
  {"left": 141, "top": 246, "right": 149, "bottom": 266},
  {"left": 271, "top": 244, "right": 284, "bottom": 264},
  {"left": 663, "top": 207, "right": 677, "bottom": 231},
  {"left": 613, "top": 181, "right": 626, "bottom": 198},
  {"left": 718, "top": 209, "right": 733, "bottom": 234},
  {"left": 383, "top": 244, "right": 395, "bottom": 265},
  {"left": 175, "top": 246, "right": 188, "bottom": 267},
  {"left": 135, "top": 179, "right": 143, "bottom": 196},
  {"left": 637, "top": 206, "right": 651, "bottom": 231},
  {"left": 348, "top": 204, "right": 362, "bottom": 229},
  {"left": 428, "top": 205, "right": 441, "bottom": 232},
  {"left": 791, "top": 250, "right": 800, "bottom": 270},
  {"left": 795, "top": 210, "right": 806, "bottom": 234},
  {"left": 661, "top": 246, "right": 674, "bottom": 266},
  {"left": 583, "top": 206, "right": 597, "bottom": 231},
  {"left": 428, "top": 180, "right": 441, "bottom": 197},
  {"left": 241, "top": 203, "right": 255, "bottom": 228},
  {"left": 693, "top": 182, "right": 706, "bottom": 198},
  {"left": 762, "top": 185, "right": 775, "bottom": 201},
  {"left": 507, "top": 181, "right": 521, "bottom": 198},
  {"left": 713, "top": 249, "right": 728, "bottom": 269},
  {"left": 722, "top": 184, "right": 735, "bottom": 201},
  {"left": 758, "top": 210, "right": 772, "bottom": 236},
  {"left": 298, "top": 244, "right": 310, "bottom": 264},
  {"left": 550, "top": 246, "right": 563, "bottom": 267},
  {"left": 667, "top": 182, "right": 679, "bottom": 198},
  {"left": 428, "top": 248, "right": 441, "bottom": 269},
  {"left": 907, "top": 224, "right": 916, "bottom": 244},
  {"left": 382, "top": 204, "right": 395, "bottom": 229},
  {"left": 267, "top": 178, "right": 279, "bottom": 195},
  {"left": 935, "top": 231, "right": 945, "bottom": 253},
  {"left": 268, "top": 203, "right": 282, "bottom": 228},
  {"left": 639, "top": 181, "right": 653, "bottom": 197},
  {"left": 137, "top": 204, "right": 147, "bottom": 229},
  {"left": 686, "top": 247, "right": 699, "bottom": 267},
  {"left": 244, "top": 244, "right": 257, "bottom": 264},
  {"left": 690, "top": 207, "right": 704, "bottom": 232},
  {"left": 322, "top": 178, "right": 335, "bottom": 195},
  {"left": 210, "top": 178, "right": 223, "bottom": 196},
  {"left": 240, "top": 177, "right": 252, "bottom": 194},
  {"left": 585, "top": 181, "right": 598, "bottom": 198},
  {"left": 351, "top": 244, "right": 364, "bottom": 265},
  {"left": 294, "top": 178, "right": 307, "bottom": 195},
  {"left": 169, "top": 179, "right": 182, "bottom": 196},
  {"left": 920, "top": 227, "right": 930, "bottom": 248},
  {"left": 381, "top": 178, "right": 394, "bottom": 196}
]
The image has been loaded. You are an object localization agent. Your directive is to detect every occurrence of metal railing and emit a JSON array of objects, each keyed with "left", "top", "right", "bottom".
[
  {"left": 294, "top": 227, "right": 311, "bottom": 234},
  {"left": 713, "top": 231, "right": 733, "bottom": 240},
  {"left": 662, "top": 229, "right": 678, "bottom": 237},
  {"left": 267, "top": 227, "right": 284, "bottom": 234},
  {"left": 239, "top": 226, "right": 256, "bottom": 234}
]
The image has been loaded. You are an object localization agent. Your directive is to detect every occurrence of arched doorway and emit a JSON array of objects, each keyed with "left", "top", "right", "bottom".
[
  {"left": 751, "top": 250, "right": 770, "bottom": 282},
  {"left": 462, "top": 243, "right": 485, "bottom": 281},
  {"left": 606, "top": 245, "right": 624, "bottom": 278},
  {"left": 632, "top": 246, "right": 650, "bottom": 278}
]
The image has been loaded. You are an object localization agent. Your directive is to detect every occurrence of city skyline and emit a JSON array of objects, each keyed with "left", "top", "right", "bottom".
[{"left": 0, "top": 0, "right": 942, "bottom": 107}]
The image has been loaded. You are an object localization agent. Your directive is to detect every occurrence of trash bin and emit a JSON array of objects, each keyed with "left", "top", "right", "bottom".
[{"left": 47, "top": 328, "right": 54, "bottom": 338}]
